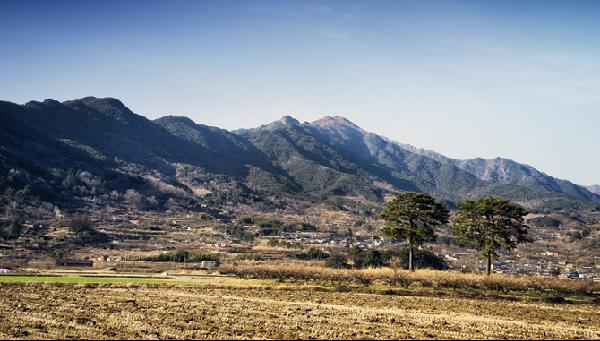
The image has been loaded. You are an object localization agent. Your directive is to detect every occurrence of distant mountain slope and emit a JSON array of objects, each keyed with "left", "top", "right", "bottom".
[
  {"left": 153, "top": 115, "right": 299, "bottom": 194},
  {"left": 154, "top": 115, "right": 277, "bottom": 175},
  {"left": 1, "top": 97, "right": 598, "bottom": 211},
  {"left": 306, "top": 116, "right": 485, "bottom": 199},
  {"left": 237, "top": 115, "right": 598, "bottom": 208},
  {"left": 237, "top": 116, "right": 385, "bottom": 201},
  {"left": 586, "top": 185, "right": 600, "bottom": 195},
  {"left": 397, "top": 143, "right": 598, "bottom": 202},
  {"left": 0, "top": 97, "right": 279, "bottom": 209},
  {"left": 1, "top": 97, "right": 263, "bottom": 176}
]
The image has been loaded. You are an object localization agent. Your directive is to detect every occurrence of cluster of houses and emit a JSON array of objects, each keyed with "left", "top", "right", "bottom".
[
  {"left": 278, "top": 232, "right": 384, "bottom": 249},
  {"left": 272, "top": 231, "right": 599, "bottom": 280},
  {"left": 442, "top": 251, "right": 598, "bottom": 280},
  {"left": 96, "top": 255, "right": 125, "bottom": 262}
]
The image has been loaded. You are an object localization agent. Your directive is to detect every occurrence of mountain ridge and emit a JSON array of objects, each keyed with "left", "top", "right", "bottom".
[{"left": 1, "top": 97, "right": 598, "bottom": 212}]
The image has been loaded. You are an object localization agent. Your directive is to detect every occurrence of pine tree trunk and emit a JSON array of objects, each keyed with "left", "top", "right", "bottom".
[
  {"left": 486, "top": 253, "right": 492, "bottom": 276},
  {"left": 408, "top": 245, "right": 414, "bottom": 272}
]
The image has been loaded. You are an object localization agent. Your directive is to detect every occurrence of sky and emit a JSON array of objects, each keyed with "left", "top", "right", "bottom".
[{"left": 1, "top": 0, "right": 599, "bottom": 185}]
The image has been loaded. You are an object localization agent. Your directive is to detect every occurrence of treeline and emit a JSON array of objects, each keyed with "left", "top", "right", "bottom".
[
  {"left": 146, "top": 250, "right": 220, "bottom": 264},
  {"left": 293, "top": 246, "right": 447, "bottom": 271},
  {"left": 235, "top": 215, "right": 318, "bottom": 236}
]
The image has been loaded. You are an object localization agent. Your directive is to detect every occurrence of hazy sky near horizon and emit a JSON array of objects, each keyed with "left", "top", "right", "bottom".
[{"left": 1, "top": 0, "right": 599, "bottom": 184}]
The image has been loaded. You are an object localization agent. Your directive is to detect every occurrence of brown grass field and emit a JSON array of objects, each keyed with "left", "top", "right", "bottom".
[{"left": 0, "top": 279, "right": 599, "bottom": 340}]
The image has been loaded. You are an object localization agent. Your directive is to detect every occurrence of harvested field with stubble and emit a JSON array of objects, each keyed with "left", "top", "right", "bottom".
[{"left": 1, "top": 282, "right": 599, "bottom": 340}]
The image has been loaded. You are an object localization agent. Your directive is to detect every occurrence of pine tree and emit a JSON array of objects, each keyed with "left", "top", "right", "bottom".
[
  {"left": 380, "top": 193, "right": 449, "bottom": 271},
  {"left": 453, "top": 197, "right": 529, "bottom": 276}
]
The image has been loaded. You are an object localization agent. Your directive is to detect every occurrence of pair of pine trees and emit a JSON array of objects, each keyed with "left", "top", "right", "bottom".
[{"left": 380, "top": 193, "right": 529, "bottom": 275}]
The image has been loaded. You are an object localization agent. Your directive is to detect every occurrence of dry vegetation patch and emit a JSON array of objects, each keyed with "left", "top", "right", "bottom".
[{"left": 219, "top": 263, "right": 600, "bottom": 296}]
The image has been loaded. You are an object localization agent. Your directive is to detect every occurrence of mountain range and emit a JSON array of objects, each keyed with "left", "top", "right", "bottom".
[{"left": 1, "top": 97, "right": 598, "bottom": 212}]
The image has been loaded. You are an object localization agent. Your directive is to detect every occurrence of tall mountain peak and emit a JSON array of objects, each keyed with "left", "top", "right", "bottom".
[
  {"left": 312, "top": 115, "right": 360, "bottom": 129},
  {"left": 278, "top": 115, "right": 300, "bottom": 126},
  {"left": 247, "top": 115, "right": 301, "bottom": 132},
  {"left": 310, "top": 116, "right": 365, "bottom": 141}
]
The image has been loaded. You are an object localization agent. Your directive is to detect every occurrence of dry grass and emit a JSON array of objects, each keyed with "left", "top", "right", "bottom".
[
  {"left": 219, "top": 263, "right": 600, "bottom": 296},
  {"left": 0, "top": 282, "right": 599, "bottom": 339}
]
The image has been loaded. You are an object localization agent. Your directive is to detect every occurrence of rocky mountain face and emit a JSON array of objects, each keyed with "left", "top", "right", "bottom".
[
  {"left": 1, "top": 97, "right": 598, "bottom": 212},
  {"left": 586, "top": 185, "right": 600, "bottom": 195}
]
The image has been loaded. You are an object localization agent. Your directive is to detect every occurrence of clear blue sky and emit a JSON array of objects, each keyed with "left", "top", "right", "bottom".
[{"left": 1, "top": 0, "right": 599, "bottom": 185}]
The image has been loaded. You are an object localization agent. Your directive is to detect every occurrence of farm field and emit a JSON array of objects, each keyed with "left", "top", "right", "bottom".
[{"left": 1, "top": 280, "right": 599, "bottom": 339}]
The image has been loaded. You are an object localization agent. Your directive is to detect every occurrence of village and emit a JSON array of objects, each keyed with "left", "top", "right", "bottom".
[{"left": 0, "top": 201, "right": 598, "bottom": 282}]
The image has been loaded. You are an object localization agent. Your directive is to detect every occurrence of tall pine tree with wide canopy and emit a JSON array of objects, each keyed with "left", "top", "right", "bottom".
[
  {"left": 453, "top": 197, "right": 529, "bottom": 276},
  {"left": 380, "top": 192, "right": 449, "bottom": 271}
]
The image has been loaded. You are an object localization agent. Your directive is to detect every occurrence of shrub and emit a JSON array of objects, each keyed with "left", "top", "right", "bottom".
[
  {"left": 69, "top": 214, "right": 109, "bottom": 244},
  {"left": 527, "top": 216, "right": 561, "bottom": 228},
  {"left": 325, "top": 254, "right": 350, "bottom": 269},
  {"left": 350, "top": 269, "right": 375, "bottom": 287},
  {"left": 69, "top": 214, "right": 94, "bottom": 233},
  {"left": 306, "top": 247, "right": 329, "bottom": 260},
  {"left": 226, "top": 225, "right": 255, "bottom": 242},
  {"left": 1, "top": 220, "right": 22, "bottom": 239},
  {"left": 232, "top": 253, "right": 264, "bottom": 261},
  {"left": 350, "top": 248, "right": 385, "bottom": 268},
  {"left": 383, "top": 248, "right": 448, "bottom": 270},
  {"left": 151, "top": 250, "right": 219, "bottom": 263},
  {"left": 543, "top": 296, "right": 566, "bottom": 304}
]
